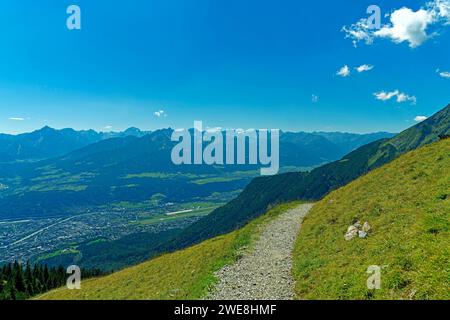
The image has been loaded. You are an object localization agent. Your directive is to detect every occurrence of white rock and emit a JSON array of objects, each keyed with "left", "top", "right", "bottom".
[
  {"left": 358, "top": 231, "right": 368, "bottom": 239},
  {"left": 344, "top": 229, "right": 358, "bottom": 241},
  {"left": 362, "top": 222, "right": 371, "bottom": 232}
]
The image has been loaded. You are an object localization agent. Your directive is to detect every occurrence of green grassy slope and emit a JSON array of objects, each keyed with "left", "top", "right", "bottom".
[
  {"left": 37, "top": 202, "right": 301, "bottom": 300},
  {"left": 293, "top": 139, "right": 450, "bottom": 300}
]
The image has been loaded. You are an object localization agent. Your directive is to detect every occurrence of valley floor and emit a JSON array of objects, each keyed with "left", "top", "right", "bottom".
[{"left": 207, "top": 204, "right": 313, "bottom": 300}]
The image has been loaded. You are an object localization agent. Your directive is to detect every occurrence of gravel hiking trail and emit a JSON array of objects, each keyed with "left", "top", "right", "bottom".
[{"left": 207, "top": 203, "right": 313, "bottom": 300}]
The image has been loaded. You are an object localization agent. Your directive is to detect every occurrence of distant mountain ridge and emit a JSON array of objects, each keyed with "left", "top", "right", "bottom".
[
  {"left": 0, "top": 126, "right": 393, "bottom": 164},
  {"left": 0, "top": 127, "right": 393, "bottom": 218},
  {"left": 0, "top": 126, "right": 150, "bottom": 162}
]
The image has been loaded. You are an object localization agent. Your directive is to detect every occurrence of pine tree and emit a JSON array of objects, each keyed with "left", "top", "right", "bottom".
[
  {"left": 43, "top": 264, "right": 50, "bottom": 291},
  {"left": 0, "top": 261, "right": 105, "bottom": 300},
  {"left": 12, "top": 261, "right": 26, "bottom": 293},
  {"left": 24, "top": 261, "right": 34, "bottom": 296}
]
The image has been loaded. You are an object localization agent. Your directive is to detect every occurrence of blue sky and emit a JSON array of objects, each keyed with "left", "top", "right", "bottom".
[{"left": 0, "top": 0, "right": 449, "bottom": 134}]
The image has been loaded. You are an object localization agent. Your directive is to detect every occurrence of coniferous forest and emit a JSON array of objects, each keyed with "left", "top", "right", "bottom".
[{"left": 0, "top": 261, "right": 104, "bottom": 300}]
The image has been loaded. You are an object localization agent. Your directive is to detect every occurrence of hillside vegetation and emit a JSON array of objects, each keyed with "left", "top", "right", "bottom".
[
  {"left": 293, "top": 139, "right": 450, "bottom": 299},
  {"left": 37, "top": 202, "right": 301, "bottom": 300},
  {"left": 167, "top": 104, "right": 449, "bottom": 252}
]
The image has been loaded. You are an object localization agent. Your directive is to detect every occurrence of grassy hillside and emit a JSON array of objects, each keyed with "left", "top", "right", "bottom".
[
  {"left": 293, "top": 139, "right": 450, "bottom": 300},
  {"left": 37, "top": 202, "right": 301, "bottom": 300}
]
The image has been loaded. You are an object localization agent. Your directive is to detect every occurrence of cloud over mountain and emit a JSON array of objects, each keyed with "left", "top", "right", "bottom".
[
  {"left": 154, "top": 110, "right": 166, "bottom": 118},
  {"left": 415, "top": 115, "right": 428, "bottom": 122}
]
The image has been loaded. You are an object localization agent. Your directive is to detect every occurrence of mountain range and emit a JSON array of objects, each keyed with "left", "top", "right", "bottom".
[
  {"left": 0, "top": 126, "right": 392, "bottom": 165},
  {"left": 163, "top": 104, "right": 450, "bottom": 250},
  {"left": 0, "top": 126, "right": 149, "bottom": 162},
  {"left": 38, "top": 136, "right": 450, "bottom": 300},
  {"left": 33, "top": 103, "right": 450, "bottom": 272},
  {"left": 0, "top": 128, "right": 393, "bottom": 219}
]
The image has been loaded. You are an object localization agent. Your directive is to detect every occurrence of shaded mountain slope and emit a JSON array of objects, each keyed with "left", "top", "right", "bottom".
[{"left": 314, "top": 131, "right": 394, "bottom": 154}]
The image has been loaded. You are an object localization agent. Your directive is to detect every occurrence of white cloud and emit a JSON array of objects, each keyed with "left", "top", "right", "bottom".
[
  {"left": 154, "top": 110, "right": 166, "bottom": 118},
  {"left": 9, "top": 117, "right": 25, "bottom": 121},
  {"left": 428, "top": 0, "right": 450, "bottom": 22},
  {"left": 374, "top": 90, "right": 417, "bottom": 104},
  {"left": 374, "top": 90, "right": 399, "bottom": 101},
  {"left": 336, "top": 65, "right": 350, "bottom": 77},
  {"left": 342, "top": 19, "right": 374, "bottom": 47},
  {"left": 396, "top": 92, "right": 417, "bottom": 104},
  {"left": 355, "top": 64, "right": 374, "bottom": 72},
  {"left": 343, "top": 0, "right": 450, "bottom": 48},
  {"left": 415, "top": 115, "right": 428, "bottom": 122},
  {"left": 437, "top": 70, "right": 450, "bottom": 78},
  {"left": 374, "top": 8, "right": 435, "bottom": 48},
  {"left": 104, "top": 125, "right": 113, "bottom": 130}
]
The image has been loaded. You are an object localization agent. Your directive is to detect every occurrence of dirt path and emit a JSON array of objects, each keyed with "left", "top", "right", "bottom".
[{"left": 207, "top": 203, "right": 313, "bottom": 300}]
